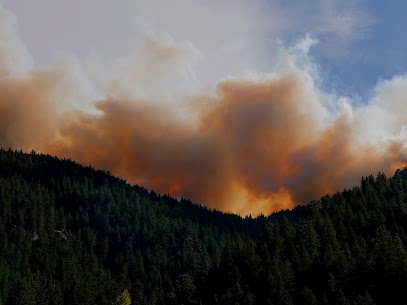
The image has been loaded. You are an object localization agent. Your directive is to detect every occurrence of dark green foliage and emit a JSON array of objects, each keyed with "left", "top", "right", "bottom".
[
  {"left": 0, "top": 149, "right": 263, "bottom": 304},
  {"left": 2, "top": 149, "right": 407, "bottom": 304},
  {"left": 200, "top": 170, "right": 407, "bottom": 305}
]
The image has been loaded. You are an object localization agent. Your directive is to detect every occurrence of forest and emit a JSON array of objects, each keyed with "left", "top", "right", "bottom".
[{"left": 1, "top": 148, "right": 407, "bottom": 304}]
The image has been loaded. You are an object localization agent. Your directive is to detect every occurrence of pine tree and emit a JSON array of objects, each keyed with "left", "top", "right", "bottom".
[{"left": 113, "top": 289, "right": 132, "bottom": 305}]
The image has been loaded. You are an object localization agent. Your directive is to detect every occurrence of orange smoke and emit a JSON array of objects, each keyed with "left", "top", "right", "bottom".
[
  {"left": 1, "top": 66, "right": 407, "bottom": 216},
  {"left": 1, "top": 2, "right": 407, "bottom": 216}
]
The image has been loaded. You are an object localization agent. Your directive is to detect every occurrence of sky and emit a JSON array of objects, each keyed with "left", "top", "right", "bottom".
[
  {"left": 3, "top": 0, "right": 407, "bottom": 95},
  {"left": 0, "top": 0, "right": 407, "bottom": 216}
]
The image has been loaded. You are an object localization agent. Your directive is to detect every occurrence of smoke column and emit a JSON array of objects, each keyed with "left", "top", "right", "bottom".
[{"left": 1, "top": 3, "right": 407, "bottom": 215}]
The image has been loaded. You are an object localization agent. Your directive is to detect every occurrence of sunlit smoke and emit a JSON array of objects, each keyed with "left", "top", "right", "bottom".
[{"left": 0, "top": 3, "right": 407, "bottom": 216}]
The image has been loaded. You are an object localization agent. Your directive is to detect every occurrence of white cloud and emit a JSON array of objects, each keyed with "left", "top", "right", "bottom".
[
  {"left": 1, "top": 0, "right": 374, "bottom": 75},
  {"left": 0, "top": 4, "right": 32, "bottom": 74}
]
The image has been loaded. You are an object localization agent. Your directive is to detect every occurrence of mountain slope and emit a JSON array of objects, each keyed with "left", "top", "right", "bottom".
[
  {"left": 1, "top": 149, "right": 407, "bottom": 304},
  {"left": 0, "top": 149, "right": 265, "bottom": 305},
  {"left": 204, "top": 170, "right": 407, "bottom": 305}
]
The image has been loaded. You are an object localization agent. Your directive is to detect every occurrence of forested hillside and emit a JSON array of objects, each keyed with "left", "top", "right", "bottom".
[
  {"left": 0, "top": 149, "right": 265, "bottom": 305},
  {"left": 1, "top": 149, "right": 407, "bottom": 304}
]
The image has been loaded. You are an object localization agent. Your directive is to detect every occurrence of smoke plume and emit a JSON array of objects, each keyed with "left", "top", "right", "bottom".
[{"left": 1, "top": 4, "right": 407, "bottom": 215}]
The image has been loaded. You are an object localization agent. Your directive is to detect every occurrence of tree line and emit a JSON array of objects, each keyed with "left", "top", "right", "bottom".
[{"left": 1, "top": 148, "right": 407, "bottom": 304}]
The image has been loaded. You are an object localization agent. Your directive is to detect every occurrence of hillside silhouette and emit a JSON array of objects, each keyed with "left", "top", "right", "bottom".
[{"left": 1, "top": 149, "right": 407, "bottom": 304}]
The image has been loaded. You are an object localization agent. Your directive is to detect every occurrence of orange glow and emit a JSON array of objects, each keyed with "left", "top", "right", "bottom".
[{"left": 1, "top": 70, "right": 407, "bottom": 216}]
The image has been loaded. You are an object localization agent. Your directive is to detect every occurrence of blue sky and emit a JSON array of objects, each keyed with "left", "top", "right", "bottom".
[{"left": 314, "top": 1, "right": 407, "bottom": 96}]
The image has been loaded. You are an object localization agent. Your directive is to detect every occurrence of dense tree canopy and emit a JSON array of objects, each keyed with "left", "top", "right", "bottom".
[{"left": 1, "top": 149, "right": 407, "bottom": 304}]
